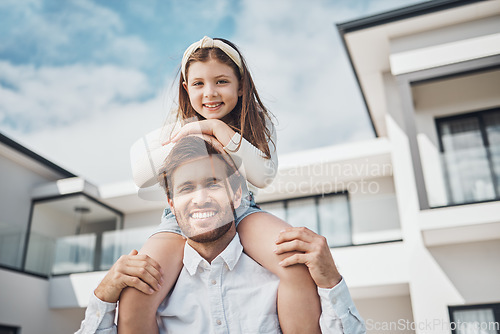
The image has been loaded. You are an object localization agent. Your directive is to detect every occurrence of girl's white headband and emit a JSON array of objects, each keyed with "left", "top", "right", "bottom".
[{"left": 181, "top": 36, "right": 243, "bottom": 80}]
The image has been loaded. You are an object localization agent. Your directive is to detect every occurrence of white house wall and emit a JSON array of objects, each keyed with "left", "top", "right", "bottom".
[
  {"left": 355, "top": 295, "right": 415, "bottom": 334},
  {"left": 0, "top": 154, "right": 51, "bottom": 268},
  {"left": 123, "top": 209, "right": 164, "bottom": 229},
  {"left": 385, "top": 114, "right": 464, "bottom": 334},
  {"left": 428, "top": 239, "right": 500, "bottom": 304},
  {"left": 389, "top": 13, "right": 500, "bottom": 75},
  {"left": 349, "top": 176, "right": 402, "bottom": 244},
  {"left": 0, "top": 269, "right": 85, "bottom": 334},
  {"left": 390, "top": 16, "right": 500, "bottom": 55}
]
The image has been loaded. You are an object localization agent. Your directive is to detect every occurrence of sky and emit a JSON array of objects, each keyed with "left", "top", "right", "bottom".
[{"left": 0, "top": 0, "right": 428, "bottom": 186}]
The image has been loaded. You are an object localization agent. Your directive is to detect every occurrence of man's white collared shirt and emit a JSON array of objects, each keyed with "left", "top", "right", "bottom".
[
  {"left": 157, "top": 233, "right": 281, "bottom": 333},
  {"left": 76, "top": 233, "right": 365, "bottom": 334}
]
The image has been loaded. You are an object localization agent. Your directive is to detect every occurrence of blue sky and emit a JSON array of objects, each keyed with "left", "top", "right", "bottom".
[{"left": 0, "top": 0, "right": 427, "bottom": 185}]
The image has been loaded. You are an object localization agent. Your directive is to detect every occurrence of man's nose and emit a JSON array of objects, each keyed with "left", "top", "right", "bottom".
[{"left": 192, "top": 187, "right": 210, "bottom": 204}]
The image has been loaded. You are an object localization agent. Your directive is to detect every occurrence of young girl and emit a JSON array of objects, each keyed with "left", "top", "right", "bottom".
[{"left": 121, "top": 36, "right": 322, "bottom": 333}]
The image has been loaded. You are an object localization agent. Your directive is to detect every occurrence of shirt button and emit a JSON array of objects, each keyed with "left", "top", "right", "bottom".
[
  {"left": 216, "top": 319, "right": 222, "bottom": 325},
  {"left": 211, "top": 279, "right": 217, "bottom": 285}
]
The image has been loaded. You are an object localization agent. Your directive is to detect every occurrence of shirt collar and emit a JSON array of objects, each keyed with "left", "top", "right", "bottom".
[{"left": 183, "top": 233, "right": 243, "bottom": 276}]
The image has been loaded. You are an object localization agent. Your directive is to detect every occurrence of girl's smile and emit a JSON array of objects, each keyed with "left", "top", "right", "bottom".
[{"left": 183, "top": 59, "right": 242, "bottom": 120}]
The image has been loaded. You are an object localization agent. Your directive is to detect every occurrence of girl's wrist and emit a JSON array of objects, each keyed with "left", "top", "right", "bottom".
[{"left": 212, "top": 119, "right": 236, "bottom": 146}]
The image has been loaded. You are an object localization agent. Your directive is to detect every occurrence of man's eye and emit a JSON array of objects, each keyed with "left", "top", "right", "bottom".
[
  {"left": 208, "top": 182, "right": 221, "bottom": 189},
  {"left": 179, "top": 186, "right": 194, "bottom": 193}
]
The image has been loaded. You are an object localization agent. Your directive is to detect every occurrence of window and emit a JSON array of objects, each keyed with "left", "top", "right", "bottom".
[
  {"left": 437, "top": 109, "right": 500, "bottom": 206},
  {"left": 23, "top": 194, "right": 123, "bottom": 276},
  {"left": 0, "top": 324, "right": 20, "bottom": 334},
  {"left": 259, "top": 192, "right": 351, "bottom": 247},
  {"left": 449, "top": 303, "right": 500, "bottom": 334}
]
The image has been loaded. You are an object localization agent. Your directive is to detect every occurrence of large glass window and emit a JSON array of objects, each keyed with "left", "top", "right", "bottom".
[
  {"left": 287, "top": 198, "right": 318, "bottom": 233},
  {"left": 449, "top": 303, "right": 500, "bottom": 334},
  {"left": 259, "top": 192, "right": 351, "bottom": 247},
  {"left": 24, "top": 194, "right": 122, "bottom": 276},
  {"left": 437, "top": 109, "right": 500, "bottom": 206}
]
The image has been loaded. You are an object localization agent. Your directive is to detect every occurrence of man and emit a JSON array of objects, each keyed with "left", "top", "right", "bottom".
[{"left": 76, "top": 136, "right": 365, "bottom": 333}]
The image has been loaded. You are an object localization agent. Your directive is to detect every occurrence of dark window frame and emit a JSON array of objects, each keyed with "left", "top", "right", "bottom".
[
  {"left": 21, "top": 192, "right": 124, "bottom": 278},
  {"left": 0, "top": 324, "right": 21, "bottom": 334},
  {"left": 435, "top": 107, "right": 500, "bottom": 208},
  {"left": 448, "top": 303, "right": 500, "bottom": 334},
  {"left": 258, "top": 191, "right": 352, "bottom": 248}
]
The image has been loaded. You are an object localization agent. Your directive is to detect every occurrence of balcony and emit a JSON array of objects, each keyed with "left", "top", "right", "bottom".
[{"left": 23, "top": 194, "right": 136, "bottom": 277}]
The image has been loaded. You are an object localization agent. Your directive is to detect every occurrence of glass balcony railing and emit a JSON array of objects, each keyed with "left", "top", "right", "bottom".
[
  {"left": 24, "top": 194, "right": 127, "bottom": 276},
  {"left": 0, "top": 227, "right": 25, "bottom": 270},
  {"left": 23, "top": 226, "right": 156, "bottom": 276},
  {"left": 52, "top": 234, "right": 96, "bottom": 275},
  {"left": 100, "top": 226, "right": 156, "bottom": 271}
]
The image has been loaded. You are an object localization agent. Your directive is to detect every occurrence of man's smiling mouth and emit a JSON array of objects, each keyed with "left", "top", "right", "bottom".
[{"left": 190, "top": 211, "right": 217, "bottom": 219}]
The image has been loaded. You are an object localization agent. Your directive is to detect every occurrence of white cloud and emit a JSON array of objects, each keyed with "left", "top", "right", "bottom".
[
  {"left": 14, "top": 93, "right": 170, "bottom": 184},
  {"left": 232, "top": 0, "right": 375, "bottom": 155},
  {"left": 0, "top": 61, "right": 154, "bottom": 132},
  {"left": 0, "top": 0, "right": 425, "bottom": 186},
  {"left": 0, "top": 0, "right": 150, "bottom": 66}
]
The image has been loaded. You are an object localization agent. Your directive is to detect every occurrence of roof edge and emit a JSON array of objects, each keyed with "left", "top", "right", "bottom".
[
  {"left": 336, "top": 0, "right": 487, "bottom": 34},
  {"left": 335, "top": 0, "right": 489, "bottom": 137},
  {"left": 0, "top": 132, "right": 76, "bottom": 178}
]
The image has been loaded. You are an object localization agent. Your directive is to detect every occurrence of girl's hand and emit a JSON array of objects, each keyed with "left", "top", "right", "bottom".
[{"left": 164, "top": 119, "right": 236, "bottom": 146}]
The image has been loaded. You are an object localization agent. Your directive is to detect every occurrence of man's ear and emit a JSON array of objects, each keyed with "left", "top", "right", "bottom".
[{"left": 167, "top": 197, "right": 175, "bottom": 216}]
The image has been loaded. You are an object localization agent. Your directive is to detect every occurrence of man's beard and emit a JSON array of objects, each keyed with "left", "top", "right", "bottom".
[
  {"left": 188, "top": 221, "right": 233, "bottom": 243},
  {"left": 176, "top": 201, "right": 236, "bottom": 243}
]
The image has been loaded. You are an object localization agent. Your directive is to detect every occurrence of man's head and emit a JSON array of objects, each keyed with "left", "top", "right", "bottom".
[{"left": 158, "top": 136, "right": 243, "bottom": 243}]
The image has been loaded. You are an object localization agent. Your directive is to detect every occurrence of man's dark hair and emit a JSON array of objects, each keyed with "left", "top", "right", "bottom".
[{"left": 158, "top": 136, "right": 242, "bottom": 199}]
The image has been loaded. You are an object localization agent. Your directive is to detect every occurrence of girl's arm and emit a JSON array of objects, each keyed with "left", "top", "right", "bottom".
[
  {"left": 117, "top": 232, "right": 185, "bottom": 334},
  {"left": 168, "top": 119, "right": 278, "bottom": 189},
  {"left": 131, "top": 123, "right": 180, "bottom": 189},
  {"left": 222, "top": 119, "right": 278, "bottom": 188}
]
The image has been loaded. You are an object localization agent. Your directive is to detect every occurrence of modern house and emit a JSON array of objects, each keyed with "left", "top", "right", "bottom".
[
  {"left": 1, "top": 0, "right": 499, "bottom": 333},
  {"left": 336, "top": 0, "right": 500, "bottom": 332}
]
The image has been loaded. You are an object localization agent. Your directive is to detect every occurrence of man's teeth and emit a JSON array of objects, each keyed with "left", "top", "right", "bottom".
[
  {"left": 191, "top": 211, "right": 216, "bottom": 219},
  {"left": 205, "top": 103, "right": 222, "bottom": 108}
]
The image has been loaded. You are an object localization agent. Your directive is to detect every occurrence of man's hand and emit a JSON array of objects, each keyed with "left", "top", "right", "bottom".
[
  {"left": 94, "top": 250, "right": 163, "bottom": 303},
  {"left": 275, "top": 227, "right": 342, "bottom": 289}
]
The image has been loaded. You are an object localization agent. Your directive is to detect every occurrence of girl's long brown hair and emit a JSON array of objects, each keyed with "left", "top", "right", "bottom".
[{"left": 177, "top": 38, "right": 275, "bottom": 159}]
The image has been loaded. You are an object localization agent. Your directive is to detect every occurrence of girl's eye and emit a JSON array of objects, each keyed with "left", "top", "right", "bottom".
[
  {"left": 192, "top": 81, "right": 203, "bottom": 86},
  {"left": 217, "top": 80, "right": 228, "bottom": 84}
]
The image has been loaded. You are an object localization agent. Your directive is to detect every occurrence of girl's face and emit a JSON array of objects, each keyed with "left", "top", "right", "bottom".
[{"left": 183, "top": 59, "right": 242, "bottom": 120}]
